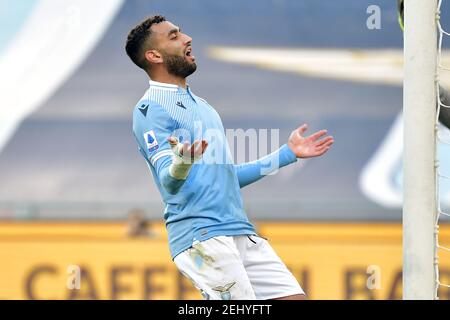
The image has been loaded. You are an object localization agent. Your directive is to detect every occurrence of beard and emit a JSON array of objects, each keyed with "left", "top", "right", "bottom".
[{"left": 161, "top": 51, "right": 197, "bottom": 78}]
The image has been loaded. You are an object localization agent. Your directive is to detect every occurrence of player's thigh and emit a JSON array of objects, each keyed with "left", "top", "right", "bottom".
[
  {"left": 174, "top": 236, "right": 256, "bottom": 300},
  {"left": 243, "top": 235, "right": 305, "bottom": 300}
]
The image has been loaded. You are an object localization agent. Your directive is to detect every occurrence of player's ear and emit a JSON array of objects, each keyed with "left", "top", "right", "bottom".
[{"left": 145, "top": 49, "right": 163, "bottom": 65}]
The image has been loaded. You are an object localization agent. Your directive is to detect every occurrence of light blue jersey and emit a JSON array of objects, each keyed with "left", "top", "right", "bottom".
[{"left": 132, "top": 80, "right": 298, "bottom": 259}]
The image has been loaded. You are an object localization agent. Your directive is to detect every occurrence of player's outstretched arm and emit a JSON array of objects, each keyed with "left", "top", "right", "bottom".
[{"left": 235, "top": 124, "right": 334, "bottom": 188}]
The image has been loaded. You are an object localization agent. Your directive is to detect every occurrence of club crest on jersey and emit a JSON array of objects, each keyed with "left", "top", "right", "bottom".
[{"left": 144, "top": 130, "right": 159, "bottom": 153}]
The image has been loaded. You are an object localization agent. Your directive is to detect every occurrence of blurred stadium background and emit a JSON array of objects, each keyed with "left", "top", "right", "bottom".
[{"left": 1, "top": 0, "right": 450, "bottom": 299}]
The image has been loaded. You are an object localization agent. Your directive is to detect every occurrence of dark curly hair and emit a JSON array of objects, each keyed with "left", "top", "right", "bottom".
[{"left": 125, "top": 15, "right": 166, "bottom": 70}]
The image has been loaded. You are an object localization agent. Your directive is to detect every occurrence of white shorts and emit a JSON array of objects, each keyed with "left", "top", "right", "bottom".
[{"left": 174, "top": 235, "right": 305, "bottom": 300}]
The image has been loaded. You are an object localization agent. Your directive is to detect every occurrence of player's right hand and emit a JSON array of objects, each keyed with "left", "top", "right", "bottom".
[{"left": 167, "top": 137, "right": 208, "bottom": 164}]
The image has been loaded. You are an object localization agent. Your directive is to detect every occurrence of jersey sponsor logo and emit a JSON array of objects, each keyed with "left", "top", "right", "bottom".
[{"left": 144, "top": 130, "right": 159, "bottom": 153}]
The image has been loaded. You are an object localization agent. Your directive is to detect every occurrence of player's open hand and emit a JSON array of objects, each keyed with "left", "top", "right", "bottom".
[
  {"left": 167, "top": 137, "right": 208, "bottom": 163},
  {"left": 287, "top": 124, "right": 334, "bottom": 158}
]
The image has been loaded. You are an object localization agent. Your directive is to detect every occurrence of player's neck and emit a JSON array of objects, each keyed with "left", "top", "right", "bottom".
[{"left": 149, "top": 71, "right": 187, "bottom": 89}]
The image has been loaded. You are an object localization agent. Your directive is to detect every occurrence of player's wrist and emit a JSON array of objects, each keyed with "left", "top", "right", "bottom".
[
  {"left": 283, "top": 143, "right": 299, "bottom": 161},
  {"left": 168, "top": 138, "right": 202, "bottom": 180},
  {"left": 169, "top": 162, "right": 192, "bottom": 180}
]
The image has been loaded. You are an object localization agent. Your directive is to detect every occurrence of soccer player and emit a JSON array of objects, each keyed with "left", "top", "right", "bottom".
[
  {"left": 398, "top": 0, "right": 450, "bottom": 129},
  {"left": 125, "top": 15, "right": 334, "bottom": 300}
]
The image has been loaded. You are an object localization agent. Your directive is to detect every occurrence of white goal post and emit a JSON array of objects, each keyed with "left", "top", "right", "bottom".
[{"left": 403, "top": 0, "right": 438, "bottom": 300}]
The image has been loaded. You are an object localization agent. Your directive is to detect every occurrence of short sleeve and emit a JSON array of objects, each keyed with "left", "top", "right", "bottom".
[{"left": 133, "top": 101, "right": 176, "bottom": 167}]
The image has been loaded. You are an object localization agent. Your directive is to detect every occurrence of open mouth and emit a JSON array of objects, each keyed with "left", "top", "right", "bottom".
[{"left": 185, "top": 47, "right": 195, "bottom": 60}]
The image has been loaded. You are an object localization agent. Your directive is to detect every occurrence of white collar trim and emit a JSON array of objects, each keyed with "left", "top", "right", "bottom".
[{"left": 149, "top": 79, "right": 191, "bottom": 92}]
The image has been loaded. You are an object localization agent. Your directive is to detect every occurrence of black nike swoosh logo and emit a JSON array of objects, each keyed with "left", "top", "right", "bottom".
[{"left": 139, "top": 104, "right": 149, "bottom": 116}]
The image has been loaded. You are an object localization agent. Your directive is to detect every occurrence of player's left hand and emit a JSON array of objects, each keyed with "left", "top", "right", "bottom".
[{"left": 287, "top": 124, "right": 334, "bottom": 158}]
